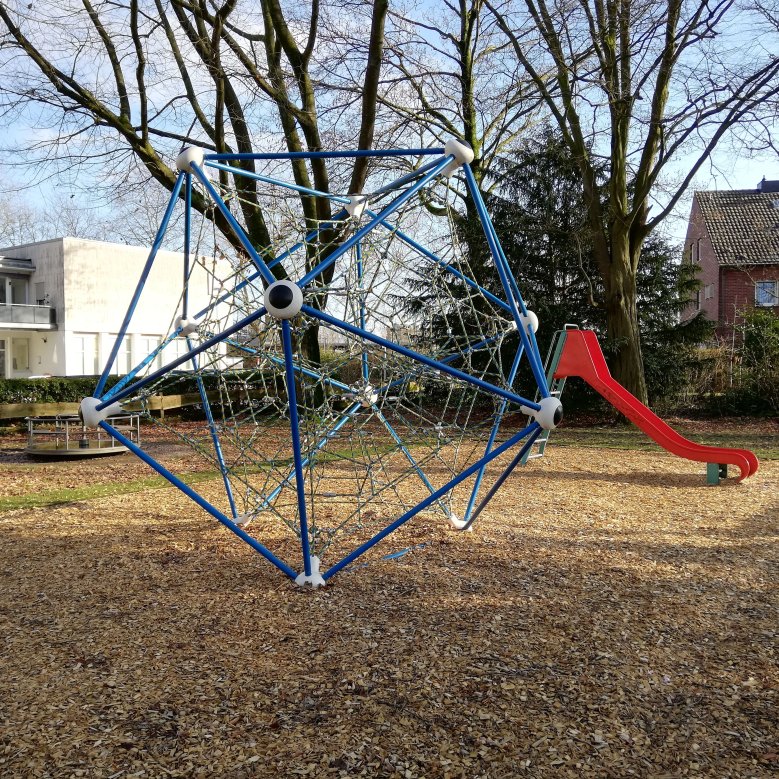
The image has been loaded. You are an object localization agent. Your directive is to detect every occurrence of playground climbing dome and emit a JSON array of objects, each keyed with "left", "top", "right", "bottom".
[{"left": 81, "top": 140, "right": 562, "bottom": 587}]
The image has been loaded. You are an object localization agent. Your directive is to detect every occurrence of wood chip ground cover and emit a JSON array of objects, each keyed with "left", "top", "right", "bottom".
[{"left": 1, "top": 425, "right": 777, "bottom": 778}]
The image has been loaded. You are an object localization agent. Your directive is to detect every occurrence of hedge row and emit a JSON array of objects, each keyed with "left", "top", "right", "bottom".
[
  {"left": 0, "top": 371, "right": 282, "bottom": 405},
  {"left": 0, "top": 376, "right": 119, "bottom": 404}
]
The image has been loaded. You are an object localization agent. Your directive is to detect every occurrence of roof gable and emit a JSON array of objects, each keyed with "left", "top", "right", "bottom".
[{"left": 695, "top": 190, "right": 779, "bottom": 266}]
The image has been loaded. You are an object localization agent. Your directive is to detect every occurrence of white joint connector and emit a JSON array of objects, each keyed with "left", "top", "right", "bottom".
[
  {"left": 80, "top": 397, "right": 124, "bottom": 428},
  {"left": 234, "top": 512, "right": 255, "bottom": 528},
  {"left": 176, "top": 146, "right": 205, "bottom": 173},
  {"left": 522, "top": 397, "right": 563, "bottom": 430},
  {"left": 352, "top": 383, "right": 378, "bottom": 408},
  {"left": 263, "top": 280, "right": 304, "bottom": 319},
  {"left": 448, "top": 514, "right": 473, "bottom": 532},
  {"left": 175, "top": 315, "right": 200, "bottom": 336},
  {"left": 442, "top": 138, "right": 475, "bottom": 177},
  {"left": 295, "top": 556, "right": 326, "bottom": 588},
  {"left": 519, "top": 310, "right": 539, "bottom": 334},
  {"left": 345, "top": 194, "right": 367, "bottom": 219}
]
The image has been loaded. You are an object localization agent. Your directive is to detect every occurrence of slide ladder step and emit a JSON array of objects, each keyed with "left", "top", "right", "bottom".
[{"left": 520, "top": 327, "right": 574, "bottom": 465}]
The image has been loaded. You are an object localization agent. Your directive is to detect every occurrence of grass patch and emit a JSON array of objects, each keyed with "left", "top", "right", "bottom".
[
  {"left": 552, "top": 425, "right": 779, "bottom": 460},
  {"left": 0, "top": 471, "right": 219, "bottom": 512}
]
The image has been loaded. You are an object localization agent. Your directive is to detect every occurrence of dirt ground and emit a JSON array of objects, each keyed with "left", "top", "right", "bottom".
[{"left": 1, "top": 429, "right": 777, "bottom": 778}]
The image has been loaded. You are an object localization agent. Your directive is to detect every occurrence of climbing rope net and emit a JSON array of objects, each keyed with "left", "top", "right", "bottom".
[{"left": 84, "top": 141, "right": 561, "bottom": 586}]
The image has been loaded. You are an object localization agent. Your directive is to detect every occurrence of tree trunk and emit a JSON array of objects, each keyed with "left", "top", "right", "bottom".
[{"left": 604, "top": 244, "right": 648, "bottom": 404}]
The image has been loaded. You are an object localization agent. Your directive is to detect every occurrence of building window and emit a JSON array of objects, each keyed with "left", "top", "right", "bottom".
[
  {"left": 110, "top": 335, "right": 132, "bottom": 375},
  {"left": 73, "top": 333, "right": 99, "bottom": 375},
  {"left": 755, "top": 280, "right": 778, "bottom": 307},
  {"left": 0, "top": 339, "right": 6, "bottom": 379},
  {"left": 12, "top": 338, "right": 29, "bottom": 371},
  {"left": 695, "top": 290, "right": 701, "bottom": 309},
  {"left": 0, "top": 276, "right": 28, "bottom": 305},
  {"left": 139, "top": 335, "right": 162, "bottom": 370},
  {"left": 704, "top": 284, "right": 714, "bottom": 300}
]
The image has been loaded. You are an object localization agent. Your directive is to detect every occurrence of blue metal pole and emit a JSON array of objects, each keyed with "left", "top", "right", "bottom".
[
  {"left": 187, "top": 336, "right": 238, "bottom": 519},
  {"left": 280, "top": 320, "right": 313, "bottom": 577},
  {"left": 303, "top": 305, "right": 541, "bottom": 411},
  {"left": 99, "top": 420, "right": 298, "bottom": 579},
  {"left": 478, "top": 197, "right": 551, "bottom": 388},
  {"left": 366, "top": 210, "right": 513, "bottom": 315},
  {"left": 206, "top": 161, "right": 352, "bottom": 204},
  {"left": 262, "top": 401, "right": 362, "bottom": 508},
  {"left": 356, "top": 241, "right": 370, "bottom": 383},
  {"left": 95, "top": 172, "right": 185, "bottom": 396},
  {"left": 323, "top": 421, "right": 540, "bottom": 580},
  {"left": 462, "top": 164, "right": 549, "bottom": 396},
  {"left": 459, "top": 427, "right": 544, "bottom": 532},
  {"left": 463, "top": 343, "right": 525, "bottom": 521},
  {"left": 373, "top": 407, "right": 451, "bottom": 518},
  {"left": 183, "top": 173, "right": 192, "bottom": 318},
  {"left": 368, "top": 158, "right": 445, "bottom": 198},
  {"left": 189, "top": 161, "right": 277, "bottom": 286},
  {"left": 204, "top": 148, "right": 445, "bottom": 162},
  {"left": 298, "top": 154, "right": 453, "bottom": 287},
  {"left": 97, "top": 306, "right": 268, "bottom": 408}
]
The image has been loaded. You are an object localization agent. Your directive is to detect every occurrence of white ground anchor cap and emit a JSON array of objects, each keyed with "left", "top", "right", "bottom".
[
  {"left": 448, "top": 513, "right": 474, "bottom": 532},
  {"left": 295, "top": 556, "right": 326, "bottom": 588}
]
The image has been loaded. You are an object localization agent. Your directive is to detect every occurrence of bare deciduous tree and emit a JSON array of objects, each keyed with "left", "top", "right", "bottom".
[
  {"left": 0, "top": 0, "right": 389, "bottom": 362},
  {"left": 486, "top": 0, "right": 779, "bottom": 401}
]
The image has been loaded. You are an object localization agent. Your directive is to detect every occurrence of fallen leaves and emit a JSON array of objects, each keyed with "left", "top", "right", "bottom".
[{"left": 0, "top": 430, "right": 777, "bottom": 777}]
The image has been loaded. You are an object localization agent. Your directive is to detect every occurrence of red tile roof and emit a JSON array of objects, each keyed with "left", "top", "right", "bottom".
[{"left": 695, "top": 189, "right": 779, "bottom": 266}]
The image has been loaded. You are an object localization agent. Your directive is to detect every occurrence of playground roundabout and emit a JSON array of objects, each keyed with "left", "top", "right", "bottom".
[{"left": 1, "top": 425, "right": 777, "bottom": 778}]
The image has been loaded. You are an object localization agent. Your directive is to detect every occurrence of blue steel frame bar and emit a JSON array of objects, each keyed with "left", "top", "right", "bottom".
[
  {"left": 206, "top": 161, "right": 352, "bottom": 205},
  {"left": 324, "top": 421, "right": 540, "bottom": 580},
  {"left": 97, "top": 306, "right": 269, "bottom": 408},
  {"left": 205, "top": 148, "right": 444, "bottom": 162},
  {"left": 463, "top": 344, "right": 525, "bottom": 521},
  {"left": 106, "top": 329, "right": 182, "bottom": 399},
  {"left": 368, "top": 158, "right": 445, "bottom": 198},
  {"left": 190, "top": 161, "right": 276, "bottom": 286},
  {"left": 373, "top": 407, "right": 452, "bottom": 519},
  {"left": 298, "top": 155, "right": 453, "bottom": 287},
  {"left": 375, "top": 329, "right": 514, "bottom": 403},
  {"left": 190, "top": 210, "right": 348, "bottom": 322},
  {"left": 95, "top": 172, "right": 185, "bottom": 396},
  {"left": 459, "top": 427, "right": 544, "bottom": 532},
  {"left": 222, "top": 335, "right": 353, "bottom": 394},
  {"left": 187, "top": 335, "right": 238, "bottom": 519},
  {"left": 304, "top": 305, "right": 541, "bottom": 411},
  {"left": 260, "top": 400, "right": 363, "bottom": 510},
  {"left": 183, "top": 173, "right": 192, "bottom": 318},
  {"left": 366, "top": 210, "right": 512, "bottom": 315},
  {"left": 475, "top": 186, "right": 550, "bottom": 388},
  {"left": 356, "top": 241, "right": 370, "bottom": 383},
  {"left": 462, "top": 164, "right": 549, "bottom": 396},
  {"left": 281, "top": 319, "right": 314, "bottom": 577},
  {"left": 99, "top": 420, "right": 298, "bottom": 579}
]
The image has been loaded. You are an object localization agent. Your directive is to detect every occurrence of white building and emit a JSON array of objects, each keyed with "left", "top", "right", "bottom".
[{"left": 0, "top": 237, "right": 229, "bottom": 379}]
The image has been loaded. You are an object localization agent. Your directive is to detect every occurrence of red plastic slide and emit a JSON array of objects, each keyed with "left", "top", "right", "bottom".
[{"left": 554, "top": 329, "right": 759, "bottom": 481}]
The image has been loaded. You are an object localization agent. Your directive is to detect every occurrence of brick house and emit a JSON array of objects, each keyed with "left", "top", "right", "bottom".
[{"left": 682, "top": 178, "right": 779, "bottom": 337}]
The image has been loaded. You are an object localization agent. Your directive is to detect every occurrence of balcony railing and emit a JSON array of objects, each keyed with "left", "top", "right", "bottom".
[{"left": 0, "top": 303, "right": 57, "bottom": 326}]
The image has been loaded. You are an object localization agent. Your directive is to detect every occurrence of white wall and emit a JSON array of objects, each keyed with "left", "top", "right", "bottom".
[{"left": 0, "top": 237, "right": 233, "bottom": 377}]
